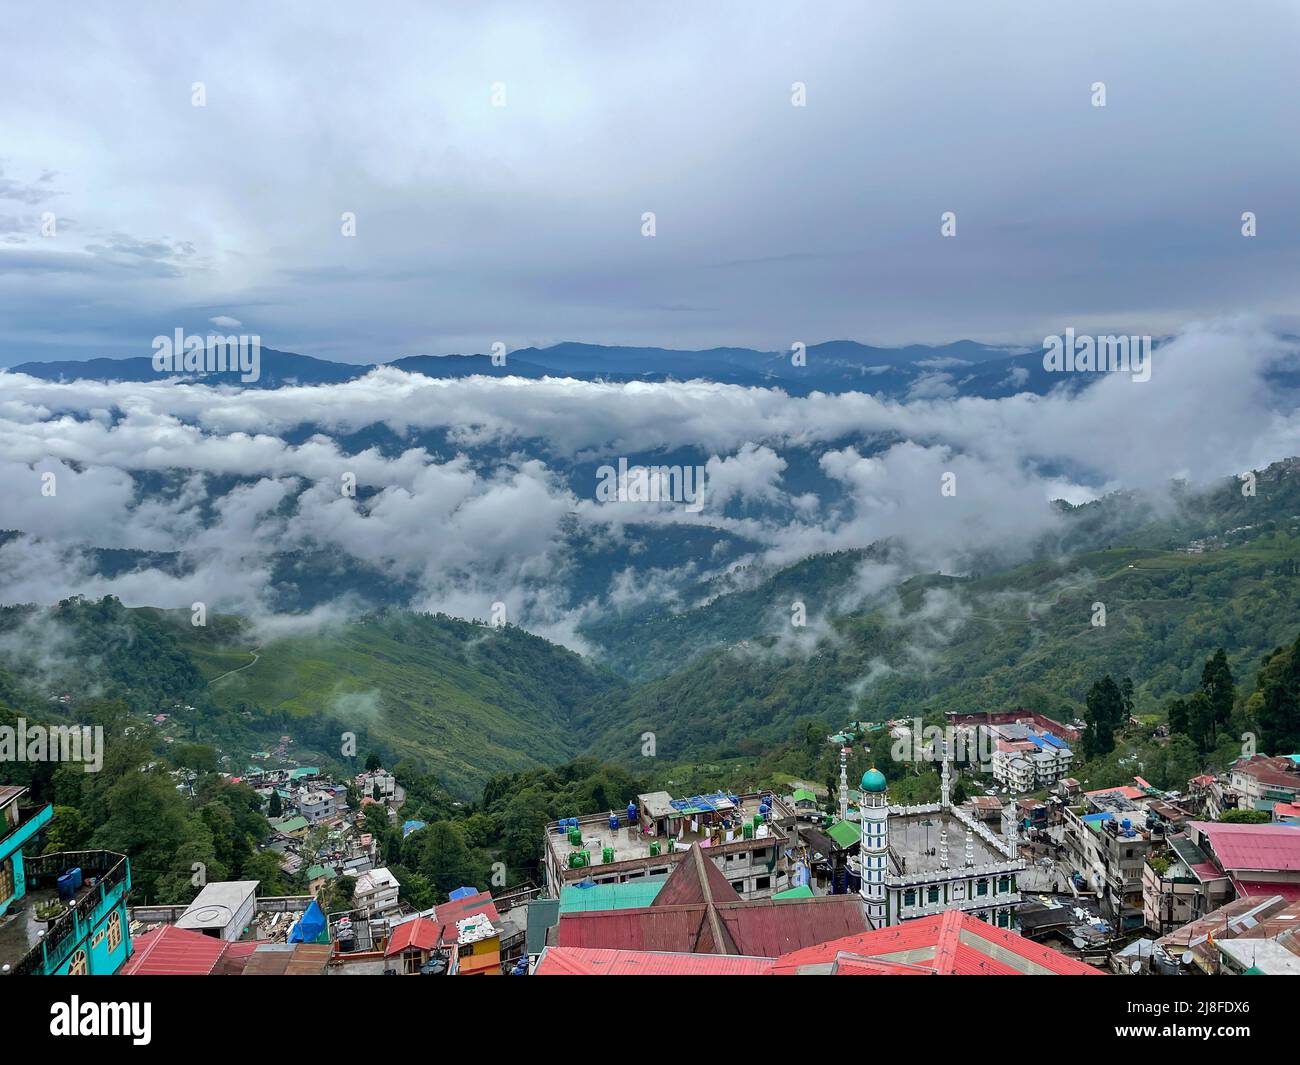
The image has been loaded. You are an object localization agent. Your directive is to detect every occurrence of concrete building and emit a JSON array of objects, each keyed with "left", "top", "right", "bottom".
[
  {"left": 543, "top": 790, "right": 797, "bottom": 901},
  {"left": 854, "top": 759, "right": 1026, "bottom": 929},
  {"left": 175, "top": 880, "right": 259, "bottom": 941},
  {"left": 352, "top": 867, "right": 400, "bottom": 916},
  {"left": 297, "top": 789, "right": 338, "bottom": 825},
  {"left": 1141, "top": 834, "right": 1233, "bottom": 935}
]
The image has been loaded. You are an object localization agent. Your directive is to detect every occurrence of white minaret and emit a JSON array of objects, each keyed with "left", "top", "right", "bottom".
[
  {"left": 940, "top": 751, "right": 951, "bottom": 810},
  {"left": 858, "top": 768, "right": 889, "bottom": 928},
  {"left": 965, "top": 826, "right": 975, "bottom": 867},
  {"left": 1003, "top": 802, "right": 1018, "bottom": 859},
  {"left": 838, "top": 747, "right": 849, "bottom": 822}
]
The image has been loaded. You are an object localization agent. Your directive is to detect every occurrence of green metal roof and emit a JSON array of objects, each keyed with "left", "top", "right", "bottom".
[
  {"left": 305, "top": 864, "right": 336, "bottom": 881},
  {"left": 791, "top": 788, "right": 817, "bottom": 803},
  {"left": 559, "top": 876, "right": 668, "bottom": 913},
  {"left": 772, "top": 884, "right": 815, "bottom": 900},
  {"left": 827, "top": 819, "right": 860, "bottom": 850}
]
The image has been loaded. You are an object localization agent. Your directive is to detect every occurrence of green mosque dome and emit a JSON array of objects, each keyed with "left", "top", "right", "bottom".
[{"left": 860, "top": 768, "right": 887, "bottom": 793}]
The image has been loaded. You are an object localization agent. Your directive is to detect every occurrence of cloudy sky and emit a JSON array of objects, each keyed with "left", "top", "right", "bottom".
[{"left": 2, "top": 1, "right": 1299, "bottom": 366}]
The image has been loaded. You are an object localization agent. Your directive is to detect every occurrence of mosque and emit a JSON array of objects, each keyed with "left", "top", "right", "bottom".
[{"left": 854, "top": 758, "right": 1026, "bottom": 929}]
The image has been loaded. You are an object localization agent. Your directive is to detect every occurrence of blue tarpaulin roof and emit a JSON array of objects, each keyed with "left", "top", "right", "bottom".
[{"left": 289, "top": 899, "right": 328, "bottom": 944}]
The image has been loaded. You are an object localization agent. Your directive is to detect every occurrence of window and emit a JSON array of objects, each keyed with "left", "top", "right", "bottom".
[
  {"left": 68, "top": 950, "right": 87, "bottom": 975},
  {"left": 904, "top": 889, "right": 916, "bottom": 907},
  {"left": 927, "top": 886, "right": 940, "bottom": 904},
  {"left": 107, "top": 910, "right": 122, "bottom": 952},
  {"left": 977, "top": 879, "right": 989, "bottom": 896},
  {"left": 755, "top": 876, "right": 770, "bottom": 890},
  {"left": 752, "top": 848, "right": 769, "bottom": 862},
  {"left": 0, "top": 857, "right": 13, "bottom": 903},
  {"left": 731, "top": 880, "right": 746, "bottom": 893}
]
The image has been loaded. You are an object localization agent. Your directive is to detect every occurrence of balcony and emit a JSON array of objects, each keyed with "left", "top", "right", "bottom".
[
  {"left": 5, "top": 850, "right": 131, "bottom": 976},
  {"left": 0, "top": 803, "right": 54, "bottom": 865}
]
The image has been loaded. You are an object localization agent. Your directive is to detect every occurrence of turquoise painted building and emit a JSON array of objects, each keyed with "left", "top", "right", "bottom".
[{"left": 1, "top": 786, "right": 134, "bottom": 976}]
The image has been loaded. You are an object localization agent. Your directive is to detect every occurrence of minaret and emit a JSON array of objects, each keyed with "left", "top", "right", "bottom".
[
  {"left": 940, "top": 751, "right": 951, "bottom": 810},
  {"left": 965, "top": 826, "right": 974, "bottom": 867},
  {"left": 1003, "top": 802, "right": 1018, "bottom": 860},
  {"left": 858, "top": 768, "right": 889, "bottom": 928},
  {"left": 838, "top": 747, "right": 849, "bottom": 823}
]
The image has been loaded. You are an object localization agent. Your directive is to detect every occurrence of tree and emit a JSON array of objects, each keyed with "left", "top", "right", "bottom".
[
  {"left": 1199, "top": 649, "right": 1235, "bottom": 746},
  {"left": 268, "top": 791, "right": 282, "bottom": 818},
  {"left": 1167, "top": 697, "right": 1190, "bottom": 737},
  {"left": 365, "top": 752, "right": 383, "bottom": 772},
  {"left": 1218, "top": 809, "right": 1271, "bottom": 824},
  {"left": 1083, "top": 675, "right": 1126, "bottom": 758}
]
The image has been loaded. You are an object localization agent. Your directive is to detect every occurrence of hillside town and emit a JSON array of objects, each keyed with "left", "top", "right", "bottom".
[{"left": 4, "top": 706, "right": 1299, "bottom": 977}]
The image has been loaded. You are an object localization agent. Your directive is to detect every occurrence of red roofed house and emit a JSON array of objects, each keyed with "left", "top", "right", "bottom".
[
  {"left": 767, "top": 909, "right": 1104, "bottom": 975},
  {"left": 536, "top": 947, "right": 776, "bottom": 976},
  {"left": 538, "top": 910, "right": 1101, "bottom": 976},
  {"left": 121, "top": 924, "right": 260, "bottom": 976},
  {"left": 553, "top": 844, "right": 867, "bottom": 958},
  {"left": 1186, "top": 820, "right": 1300, "bottom": 900},
  {"left": 385, "top": 916, "right": 441, "bottom": 974}
]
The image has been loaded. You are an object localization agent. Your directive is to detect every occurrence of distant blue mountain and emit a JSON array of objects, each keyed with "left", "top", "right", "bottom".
[{"left": 5, "top": 338, "right": 1089, "bottom": 399}]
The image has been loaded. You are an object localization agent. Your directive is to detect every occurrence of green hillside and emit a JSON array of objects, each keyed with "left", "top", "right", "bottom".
[
  {"left": 577, "top": 530, "right": 1300, "bottom": 764},
  {"left": 173, "top": 610, "right": 622, "bottom": 797}
]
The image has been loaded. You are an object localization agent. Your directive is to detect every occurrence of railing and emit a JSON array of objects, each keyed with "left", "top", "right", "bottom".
[
  {"left": 12, "top": 850, "right": 129, "bottom": 976},
  {"left": 0, "top": 803, "right": 52, "bottom": 850}
]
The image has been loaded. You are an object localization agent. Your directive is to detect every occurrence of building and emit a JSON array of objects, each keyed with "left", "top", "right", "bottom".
[
  {"left": 175, "top": 881, "right": 259, "bottom": 941},
  {"left": 352, "top": 866, "right": 400, "bottom": 917},
  {"left": 1060, "top": 783, "right": 1177, "bottom": 928},
  {"left": 0, "top": 786, "right": 134, "bottom": 976},
  {"left": 855, "top": 760, "right": 1026, "bottom": 929},
  {"left": 1142, "top": 833, "right": 1233, "bottom": 935},
  {"left": 1274, "top": 801, "right": 1300, "bottom": 826},
  {"left": 384, "top": 916, "right": 441, "bottom": 974},
  {"left": 1152, "top": 894, "right": 1300, "bottom": 975},
  {"left": 297, "top": 789, "right": 338, "bottom": 825},
  {"left": 551, "top": 843, "right": 867, "bottom": 957},
  {"left": 536, "top": 909, "right": 1102, "bottom": 975},
  {"left": 988, "top": 722, "right": 1074, "bottom": 792},
  {"left": 543, "top": 789, "right": 797, "bottom": 901},
  {"left": 1225, "top": 755, "right": 1300, "bottom": 814},
  {"left": 1182, "top": 820, "right": 1300, "bottom": 899},
  {"left": 768, "top": 908, "right": 1103, "bottom": 975}
]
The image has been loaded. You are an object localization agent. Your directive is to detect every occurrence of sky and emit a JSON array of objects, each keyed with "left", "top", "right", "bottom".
[{"left": 2, "top": 0, "right": 1299, "bottom": 366}]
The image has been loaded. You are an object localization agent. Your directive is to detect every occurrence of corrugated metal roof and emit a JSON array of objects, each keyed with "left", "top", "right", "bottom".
[
  {"left": 770, "top": 910, "right": 1103, "bottom": 975},
  {"left": 559, "top": 876, "right": 667, "bottom": 913},
  {"left": 120, "top": 925, "right": 235, "bottom": 976},
  {"left": 1192, "top": 820, "right": 1300, "bottom": 873},
  {"left": 537, "top": 946, "right": 775, "bottom": 975}
]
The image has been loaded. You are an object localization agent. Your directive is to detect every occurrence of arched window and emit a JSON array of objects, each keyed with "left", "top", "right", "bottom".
[{"left": 68, "top": 950, "right": 87, "bottom": 976}]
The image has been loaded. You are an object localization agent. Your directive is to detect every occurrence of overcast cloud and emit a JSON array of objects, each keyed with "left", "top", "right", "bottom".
[{"left": 2, "top": 1, "right": 1299, "bottom": 364}]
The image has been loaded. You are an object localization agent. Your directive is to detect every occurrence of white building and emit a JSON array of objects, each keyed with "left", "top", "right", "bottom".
[
  {"left": 298, "top": 789, "right": 338, "bottom": 824},
  {"left": 855, "top": 759, "right": 1026, "bottom": 929},
  {"left": 353, "top": 866, "right": 400, "bottom": 916},
  {"left": 175, "top": 880, "right": 259, "bottom": 941}
]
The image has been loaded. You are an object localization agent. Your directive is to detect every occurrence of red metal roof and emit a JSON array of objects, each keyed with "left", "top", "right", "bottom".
[
  {"left": 536, "top": 946, "right": 775, "bottom": 975},
  {"left": 1191, "top": 821, "right": 1300, "bottom": 873},
  {"left": 1230, "top": 879, "right": 1300, "bottom": 901},
  {"left": 431, "top": 891, "right": 500, "bottom": 946},
  {"left": 769, "top": 910, "right": 1103, "bottom": 975},
  {"left": 121, "top": 925, "right": 253, "bottom": 976},
  {"left": 556, "top": 895, "right": 867, "bottom": 957},
  {"left": 385, "top": 916, "right": 440, "bottom": 956}
]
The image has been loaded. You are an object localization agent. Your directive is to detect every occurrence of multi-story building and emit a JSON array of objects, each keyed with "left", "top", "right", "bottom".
[
  {"left": 1141, "top": 834, "right": 1232, "bottom": 935},
  {"left": 1, "top": 785, "right": 134, "bottom": 976},
  {"left": 297, "top": 789, "right": 338, "bottom": 824},
  {"left": 855, "top": 761, "right": 1026, "bottom": 929},
  {"left": 543, "top": 790, "right": 797, "bottom": 901}
]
